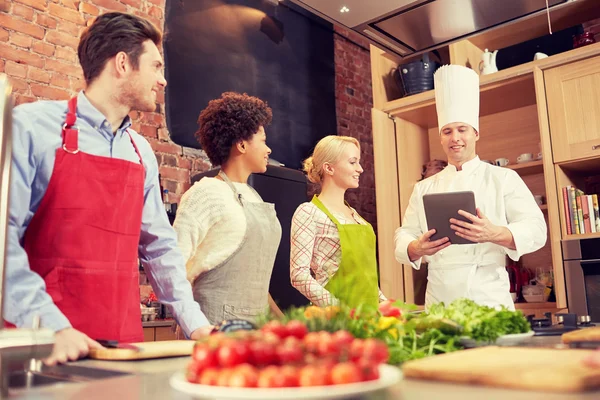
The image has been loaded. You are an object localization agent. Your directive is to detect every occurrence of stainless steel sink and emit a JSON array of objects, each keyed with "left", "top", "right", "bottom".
[{"left": 7, "top": 362, "right": 131, "bottom": 390}]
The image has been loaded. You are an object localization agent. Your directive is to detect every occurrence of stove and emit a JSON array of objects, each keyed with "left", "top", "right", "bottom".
[{"left": 528, "top": 312, "right": 596, "bottom": 336}]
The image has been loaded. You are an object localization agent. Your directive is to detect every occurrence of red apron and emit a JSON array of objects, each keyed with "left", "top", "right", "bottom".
[{"left": 17, "top": 96, "right": 145, "bottom": 342}]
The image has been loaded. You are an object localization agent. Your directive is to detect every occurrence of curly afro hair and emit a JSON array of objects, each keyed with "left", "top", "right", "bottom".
[{"left": 195, "top": 92, "right": 273, "bottom": 166}]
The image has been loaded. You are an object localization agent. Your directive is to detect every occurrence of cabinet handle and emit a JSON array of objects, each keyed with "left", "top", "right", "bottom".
[{"left": 593, "top": 144, "right": 600, "bottom": 150}]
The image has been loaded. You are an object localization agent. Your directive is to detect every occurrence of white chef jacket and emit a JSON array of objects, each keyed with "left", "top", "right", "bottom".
[{"left": 394, "top": 156, "right": 547, "bottom": 310}]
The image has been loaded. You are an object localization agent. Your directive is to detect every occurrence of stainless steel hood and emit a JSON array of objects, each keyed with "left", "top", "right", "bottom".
[{"left": 287, "top": 0, "right": 573, "bottom": 58}]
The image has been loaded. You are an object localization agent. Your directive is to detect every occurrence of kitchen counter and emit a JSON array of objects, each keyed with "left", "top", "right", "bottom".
[
  {"left": 142, "top": 319, "right": 175, "bottom": 328},
  {"left": 7, "top": 336, "right": 600, "bottom": 400}
]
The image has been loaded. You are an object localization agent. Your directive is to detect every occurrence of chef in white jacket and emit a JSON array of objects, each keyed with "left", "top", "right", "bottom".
[{"left": 394, "top": 65, "right": 547, "bottom": 310}]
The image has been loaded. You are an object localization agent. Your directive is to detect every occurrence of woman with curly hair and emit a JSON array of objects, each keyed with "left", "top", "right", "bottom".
[
  {"left": 173, "top": 92, "right": 283, "bottom": 325},
  {"left": 290, "top": 135, "right": 387, "bottom": 309}
]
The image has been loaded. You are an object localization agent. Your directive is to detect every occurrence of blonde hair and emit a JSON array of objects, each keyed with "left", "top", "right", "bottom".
[{"left": 303, "top": 135, "right": 360, "bottom": 184}]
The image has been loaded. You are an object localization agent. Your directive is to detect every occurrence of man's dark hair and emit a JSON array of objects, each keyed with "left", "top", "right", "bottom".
[
  {"left": 78, "top": 12, "right": 162, "bottom": 84},
  {"left": 196, "top": 92, "right": 273, "bottom": 166}
]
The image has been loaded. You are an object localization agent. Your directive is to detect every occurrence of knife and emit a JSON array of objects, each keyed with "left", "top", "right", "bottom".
[{"left": 96, "top": 339, "right": 141, "bottom": 352}]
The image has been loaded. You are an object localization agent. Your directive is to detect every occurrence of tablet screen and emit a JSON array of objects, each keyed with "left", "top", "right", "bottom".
[{"left": 422, "top": 191, "right": 477, "bottom": 245}]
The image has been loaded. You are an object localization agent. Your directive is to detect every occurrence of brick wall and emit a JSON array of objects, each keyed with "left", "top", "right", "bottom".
[
  {"left": 0, "top": 0, "right": 377, "bottom": 224},
  {"left": 333, "top": 25, "right": 377, "bottom": 231},
  {"left": 0, "top": 0, "right": 211, "bottom": 204}
]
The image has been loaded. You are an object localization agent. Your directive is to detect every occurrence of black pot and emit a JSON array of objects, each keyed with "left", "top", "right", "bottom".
[{"left": 393, "top": 52, "right": 441, "bottom": 97}]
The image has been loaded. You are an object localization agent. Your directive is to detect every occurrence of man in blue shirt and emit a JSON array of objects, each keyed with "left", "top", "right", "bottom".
[{"left": 6, "top": 12, "right": 211, "bottom": 365}]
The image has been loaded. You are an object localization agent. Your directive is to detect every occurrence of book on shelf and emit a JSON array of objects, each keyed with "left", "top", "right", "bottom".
[{"left": 562, "top": 185, "right": 600, "bottom": 235}]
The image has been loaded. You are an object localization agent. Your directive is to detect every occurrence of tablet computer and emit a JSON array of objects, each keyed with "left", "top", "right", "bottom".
[{"left": 422, "top": 191, "right": 477, "bottom": 245}]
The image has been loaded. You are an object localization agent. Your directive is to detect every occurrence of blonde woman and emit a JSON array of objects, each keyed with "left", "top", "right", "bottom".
[{"left": 290, "top": 135, "right": 387, "bottom": 309}]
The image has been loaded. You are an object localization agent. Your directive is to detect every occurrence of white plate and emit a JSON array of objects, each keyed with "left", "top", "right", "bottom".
[
  {"left": 170, "top": 364, "right": 402, "bottom": 400},
  {"left": 459, "top": 330, "right": 535, "bottom": 348}
]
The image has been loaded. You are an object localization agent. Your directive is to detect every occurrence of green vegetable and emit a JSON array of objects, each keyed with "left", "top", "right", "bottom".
[{"left": 425, "top": 298, "right": 531, "bottom": 342}]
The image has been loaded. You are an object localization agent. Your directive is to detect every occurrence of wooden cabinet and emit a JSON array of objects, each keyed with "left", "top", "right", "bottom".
[
  {"left": 545, "top": 55, "right": 600, "bottom": 163},
  {"left": 370, "top": 36, "right": 600, "bottom": 312}
]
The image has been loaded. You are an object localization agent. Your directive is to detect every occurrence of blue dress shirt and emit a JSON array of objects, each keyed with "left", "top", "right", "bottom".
[{"left": 5, "top": 91, "right": 210, "bottom": 335}]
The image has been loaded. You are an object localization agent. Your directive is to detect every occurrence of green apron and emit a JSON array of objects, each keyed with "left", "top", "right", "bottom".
[{"left": 311, "top": 195, "right": 380, "bottom": 309}]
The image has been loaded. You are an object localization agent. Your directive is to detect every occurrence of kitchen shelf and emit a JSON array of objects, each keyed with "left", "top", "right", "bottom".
[
  {"left": 562, "top": 232, "right": 600, "bottom": 241},
  {"left": 382, "top": 68, "right": 536, "bottom": 127},
  {"left": 506, "top": 160, "right": 544, "bottom": 176},
  {"left": 515, "top": 302, "right": 557, "bottom": 310}
]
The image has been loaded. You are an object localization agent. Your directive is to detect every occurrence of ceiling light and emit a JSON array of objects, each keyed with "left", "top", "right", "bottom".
[{"left": 340, "top": 6, "right": 350, "bottom": 13}]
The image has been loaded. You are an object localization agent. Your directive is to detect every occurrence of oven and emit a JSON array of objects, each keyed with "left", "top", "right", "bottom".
[{"left": 563, "top": 238, "right": 600, "bottom": 323}]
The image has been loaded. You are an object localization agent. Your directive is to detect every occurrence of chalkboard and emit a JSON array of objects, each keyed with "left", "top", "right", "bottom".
[{"left": 163, "top": 0, "right": 337, "bottom": 170}]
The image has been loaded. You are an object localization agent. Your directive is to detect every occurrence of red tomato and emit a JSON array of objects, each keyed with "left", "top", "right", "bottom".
[
  {"left": 303, "top": 332, "right": 321, "bottom": 354},
  {"left": 216, "top": 368, "right": 233, "bottom": 387},
  {"left": 273, "top": 365, "right": 299, "bottom": 387},
  {"left": 332, "top": 330, "right": 354, "bottom": 347},
  {"left": 257, "top": 366, "right": 281, "bottom": 388},
  {"left": 198, "top": 367, "right": 220, "bottom": 386},
  {"left": 378, "top": 300, "right": 402, "bottom": 318},
  {"left": 192, "top": 343, "right": 218, "bottom": 370},
  {"left": 330, "top": 362, "right": 362, "bottom": 385},
  {"left": 217, "top": 341, "right": 250, "bottom": 368},
  {"left": 276, "top": 338, "right": 304, "bottom": 364},
  {"left": 317, "top": 331, "right": 341, "bottom": 358},
  {"left": 361, "top": 338, "right": 389, "bottom": 364},
  {"left": 356, "top": 359, "right": 380, "bottom": 382},
  {"left": 186, "top": 360, "right": 202, "bottom": 383},
  {"left": 249, "top": 340, "right": 277, "bottom": 366},
  {"left": 349, "top": 339, "right": 365, "bottom": 362},
  {"left": 285, "top": 320, "right": 308, "bottom": 339},
  {"left": 261, "top": 320, "right": 288, "bottom": 339},
  {"left": 299, "top": 365, "right": 328, "bottom": 387},
  {"left": 228, "top": 364, "right": 259, "bottom": 388}
]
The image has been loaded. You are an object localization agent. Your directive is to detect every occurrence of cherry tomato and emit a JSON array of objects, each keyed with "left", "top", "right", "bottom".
[
  {"left": 361, "top": 338, "right": 389, "bottom": 364},
  {"left": 217, "top": 341, "right": 250, "bottom": 368},
  {"left": 349, "top": 339, "right": 365, "bottom": 362},
  {"left": 356, "top": 359, "right": 380, "bottom": 382},
  {"left": 186, "top": 360, "right": 202, "bottom": 383},
  {"left": 317, "top": 331, "right": 341, "bottom": 358},
  {"left": 249, "top": 340, "right": 277, "bottom": 366},
  {"left": 198, "top": 367, "right": 220, "bottom": 386},
  {"left": 257, "top": 365, "right": 281, "bottom": 388},
  {"left": 192, "top": 343, "right": 218, "bottom": 370},
  {"left": 299, "top": 364, "right": 328, "bottom": 387},
  {"left": 332, "top": 330, "right": 354, "bottom": 347},
  {"left": 330, "top": 362, "right": 362, "bottom": 385},
  {"left": 261, "top": 320, "right": 288, "bottom": 339},
  {"left": 276, "top": 337, "right": 304, "bottom": 364},
  {"left": 228, "top": 364, "right": 259, "bottom": 388},
  {"left": 378, "top": 299, "right": 402, "bottom": 318},
  {"left": 216, "top": 368, "right": 233, "bottom": 387},
  {"left": 273, "top": 365, "right": 300, "bottom": 387},
  {"left": 285, "top": 320, "right": 308, "bottom": 339},
  {"left": 303, "top": 332, "right": 321, "bottom": 354}
]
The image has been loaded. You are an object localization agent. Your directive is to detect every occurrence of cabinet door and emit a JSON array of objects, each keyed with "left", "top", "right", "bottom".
[{"left": 545, "top": 55, "right": 600, "bottom": 163}]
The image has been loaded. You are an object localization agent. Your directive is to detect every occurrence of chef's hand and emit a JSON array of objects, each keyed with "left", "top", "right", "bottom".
[
  {"left": 450, "top": 208, "right": 516, "bottom": 250},
  {"left": 407, "top": 229, "right": 451, "bottom": 261},
  {"left": 190, "top": 325, "right": 214, "bottom": 340},
  {"left": 44, "top": 328, "right": 103, "bottom": 366}
]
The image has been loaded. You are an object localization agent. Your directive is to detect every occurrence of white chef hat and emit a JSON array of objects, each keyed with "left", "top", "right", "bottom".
[{"left": 434, "top": 65, "right": 480, "bottom": 133}]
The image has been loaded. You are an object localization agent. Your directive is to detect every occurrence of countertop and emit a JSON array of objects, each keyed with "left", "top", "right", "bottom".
[
  {"left": 7, "top": 336, "right": 600, "bottom": 400},
  {"left": 142, "top": 319, "right": 176, "bottom": 328}
]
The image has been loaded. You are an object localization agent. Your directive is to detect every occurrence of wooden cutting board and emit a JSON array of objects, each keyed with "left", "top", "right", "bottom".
[
  {"left": 89, "top": 340, "right": 195, "bottom": 360},
  {"left": 402, "top": 346, "right": 600, "bottom": 392}
]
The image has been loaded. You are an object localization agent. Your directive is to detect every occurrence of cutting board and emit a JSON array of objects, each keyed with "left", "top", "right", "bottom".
[
  {"left": 89, "top": 340, "right": 195, "bottom": 360},
  {"left": 402, "top": 346, "right": 600, "bottom": 392}
]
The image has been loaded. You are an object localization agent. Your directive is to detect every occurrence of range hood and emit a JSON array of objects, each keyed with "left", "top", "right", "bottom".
[{"left": 287, "top": 0, "right": 574, "bottom": 58}]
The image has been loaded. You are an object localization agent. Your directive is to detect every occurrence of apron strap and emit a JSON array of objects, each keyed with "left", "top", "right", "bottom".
[
  {"left": 62, "top": 96, "right": 79, "bottom": 154},
  {"left": 218, "top": 170, "right": 244, "bottom": 206},
  {"left": 311, "top": 195, "right": 344, "bottom": 226},
  {"left": 125, "top": 130, "right": 144, "bottom": 165}
]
